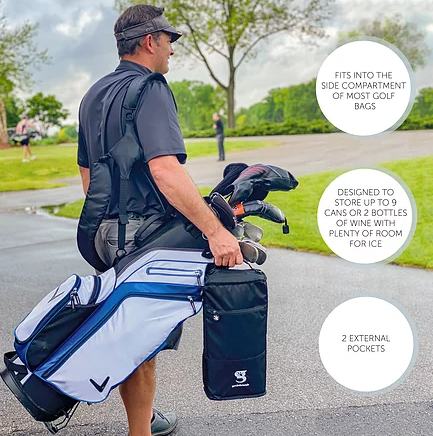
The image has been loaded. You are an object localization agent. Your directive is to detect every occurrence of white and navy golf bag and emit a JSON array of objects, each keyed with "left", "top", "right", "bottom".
[{"left": 1, "top": 246, "right": 211, "bottom": 429}]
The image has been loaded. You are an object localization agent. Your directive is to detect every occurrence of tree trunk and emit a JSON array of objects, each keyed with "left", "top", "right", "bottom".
[
  {"left": 0, "top": 95, "right": 8, "bottom": 144},
  {"left": 227, "top": 79, "right": 235, "bottom": 128},
  {"left": 227, "top": 47, "right": 236, "bottom": 129}
]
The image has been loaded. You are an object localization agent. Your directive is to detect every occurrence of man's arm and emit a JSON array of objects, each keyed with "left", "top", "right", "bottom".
[
  {"left": 148, "top": 155, "right": 242, "bottom": 268},
  {"left": 79, "top": 166, "right": 90, "bottom": 196}
]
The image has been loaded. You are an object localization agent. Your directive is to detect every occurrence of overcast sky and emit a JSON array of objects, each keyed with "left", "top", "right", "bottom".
[{"left": 3, "top": 0, "right": 433, "bottom": 124}]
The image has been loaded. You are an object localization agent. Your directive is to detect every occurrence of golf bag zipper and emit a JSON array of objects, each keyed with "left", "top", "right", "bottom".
[
  {"left": 146, "top": 266, "right": 204, "bottom": 279},
  {"left": 42, "top": 290, "right": 201, "bottom": 379},
  {"left": 15, "top": 275, "right": 82, "bottom": 345}
]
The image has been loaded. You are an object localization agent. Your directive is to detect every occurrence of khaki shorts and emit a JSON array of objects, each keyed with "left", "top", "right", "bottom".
[
  {"left": 94, "top": 217, "right": 183, "bottom": 351},
  {"left": 95, "top": 217, "right": 145, "bottom": 269}
]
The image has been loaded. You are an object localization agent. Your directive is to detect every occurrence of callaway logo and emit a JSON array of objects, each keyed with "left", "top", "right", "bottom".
[
  {"left": 234, "top": 370, "right": 247, "bottom": 384},
  {"left": 89, "top": 376, "right": 110, "bottom": 393},
  {"left": 48, "top": 287, "right": 64, "bottom": 303}
]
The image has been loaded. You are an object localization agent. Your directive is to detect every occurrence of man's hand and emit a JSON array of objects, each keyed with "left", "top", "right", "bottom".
[
  {"left": 149, "top": 155, "right": 243, "bottom": 267},
  {"left": 207, "top": 227, "right": 243, "bottom": 268}
]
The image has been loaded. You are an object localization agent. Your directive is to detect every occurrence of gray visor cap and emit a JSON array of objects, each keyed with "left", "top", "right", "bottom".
[{"left": 115, "top": 15, "right": 182, "bottom": 43}]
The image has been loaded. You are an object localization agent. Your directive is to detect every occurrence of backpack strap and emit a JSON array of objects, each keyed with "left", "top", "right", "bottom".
[
  {"left": 113, "top": 73, "right": 168, "bottom": 258},
  {"left": 77, "top": 73, "right": 168, "bottom": 272}
]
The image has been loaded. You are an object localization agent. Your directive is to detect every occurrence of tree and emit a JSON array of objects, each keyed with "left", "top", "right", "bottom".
[
  {"left": 338, "top": 14, "right": 430, "bottom": 71},
  {"left": 25, "top": 93, "right": 69, "bottom": 133},
  {"left": 170, "top": 80, "right": 226, "bottom": 131},
  {"left": 410, "top": 87, "right": 433, "bottom": 118},
  {"left": 115, "top": 0, "right": 334, "bottom": 127},
  {"left": 280, "top": 79, "right": 325, "bottom": 122},
  {"left": 4, "top": 94, "right": 23, "bottom": 127},
  {"left": 237, "top": 78, "right": 325, "bottom": 125},
  {"left": 0, "top": 3, "right": 49, "bottom": 142}
]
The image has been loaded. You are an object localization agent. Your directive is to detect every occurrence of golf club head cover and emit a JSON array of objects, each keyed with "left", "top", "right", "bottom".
[
  {"left": 209, "top": 192, "right": 237, "bottom": 230},
  {"left": 236, "top": 200, "right": 286, "bottom": 224},
  {"left": 210, "top": 163, "right": 249, "bottom": 197},
  {"left": 228, "top": 164, "right": 299, "bottom": 206}
]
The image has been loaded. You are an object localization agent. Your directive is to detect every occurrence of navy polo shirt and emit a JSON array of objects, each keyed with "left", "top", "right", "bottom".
[{"left": 78, "top": 60, "right": 187, "bottom": 217}]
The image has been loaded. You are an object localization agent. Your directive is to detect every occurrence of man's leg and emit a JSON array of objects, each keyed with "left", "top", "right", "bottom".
[
  {"left": 120, "top": 359, "right": 155, "bottom": 436},
  {"left": 95, "top": 218, "right": 178, "bottom": 436},
  {"left": 27, "top": 143, "right": 36, "bottom": 160},
  {"left": 217, "top": 135, "right": 224, "bottom": 161},
  {"left": 22, "top": 145, "right": 29, "bottom": 161}
]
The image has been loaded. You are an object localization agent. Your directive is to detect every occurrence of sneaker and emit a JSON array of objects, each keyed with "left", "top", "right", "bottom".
[
  {"left": 31, "top": 155, "right": 37, "bottom": 161},
  {"left": 151, "top": 409, "right": 178, "bottom": 436},
  {"left": 22, "top": 159, "right": 29, "bottom": 163}
]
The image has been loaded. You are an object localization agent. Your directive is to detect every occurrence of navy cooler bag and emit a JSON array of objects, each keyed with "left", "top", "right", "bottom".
[{"left": 202, "top": 266, "right": 268, "bottom": 400}]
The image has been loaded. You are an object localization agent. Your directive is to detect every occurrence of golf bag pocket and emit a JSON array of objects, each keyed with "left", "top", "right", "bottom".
[
  {"left": 14, "top": 268, "right": 116, "bottom": 371},
  {"left": 202, "top": 267, "right": 268, "bottom": 400}
]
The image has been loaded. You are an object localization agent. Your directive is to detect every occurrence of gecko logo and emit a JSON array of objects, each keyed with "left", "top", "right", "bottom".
[{"left": 234, "top": 370, "right": 247, "bottom": 384}]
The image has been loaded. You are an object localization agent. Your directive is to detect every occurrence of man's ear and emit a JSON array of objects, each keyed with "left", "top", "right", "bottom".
[{"left": 140, "top": 34, "right": 154, "bottom": 54}]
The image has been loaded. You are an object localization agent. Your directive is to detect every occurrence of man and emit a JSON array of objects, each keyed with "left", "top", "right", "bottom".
[
  {"left": 212, "top": 112, "right": 225, "bottom": 161},
  {"left": 15, "top": 116, "right": 36, "bottom": 162},
  {"left": 77, "top": 5, "right": 242, "bottom": 436}
]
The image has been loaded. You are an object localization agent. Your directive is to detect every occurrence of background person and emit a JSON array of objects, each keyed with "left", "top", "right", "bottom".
[
  {"left": 77, "top": 5, "right": 242, "bottom": 436},
  {"left": 15, "top": 116, "right": 36, "bottom": 162},
  {"left": 212, "top": 112, "right": 225, "bottom": 161}
]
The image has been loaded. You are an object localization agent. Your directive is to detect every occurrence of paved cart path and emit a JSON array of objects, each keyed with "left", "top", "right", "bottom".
[{"left": 0, "top": 130, "right": 432, "bottom": 435}]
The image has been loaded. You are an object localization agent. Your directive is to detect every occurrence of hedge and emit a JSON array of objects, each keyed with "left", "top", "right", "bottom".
[
  {"left": 183, "top": 115, "right": 433, "bottom": 138},
  {"left": 183, "top": 119, "right": 337, "bottom": 138}
]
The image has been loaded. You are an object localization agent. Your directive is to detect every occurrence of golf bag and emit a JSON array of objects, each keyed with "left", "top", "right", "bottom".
[{"left": 1, "top": 247, "right": 211, "bottom": 428}]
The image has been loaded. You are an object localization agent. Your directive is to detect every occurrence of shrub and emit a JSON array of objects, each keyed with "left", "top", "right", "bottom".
[
  {"left": 57, "top": 127, "right": 76, "bottom": 144},
  {"left": 37, "top": 136, "right": 59, "bottom": 145},
  {"left": 398, "top": 116, "right": 433, "bottom": 131},
  {"left": 182, "top": 119, "right": 337, "bottom": 138}
]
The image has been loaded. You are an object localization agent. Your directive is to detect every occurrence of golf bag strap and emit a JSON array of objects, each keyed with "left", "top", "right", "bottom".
[
  {"left": 117, "top": 176, "right": 129, "bottom": 257},
  {"left": 116, "top": 73, "right": 168, "bottom": 258}
]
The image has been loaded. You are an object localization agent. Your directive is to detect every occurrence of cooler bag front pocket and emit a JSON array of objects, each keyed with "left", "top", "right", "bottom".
[
  {"left": 203, "top": 351, "right": 266, "bottom": 400},
  {"left": 204, "top": 305, "right": 267, "bottom": 360}
]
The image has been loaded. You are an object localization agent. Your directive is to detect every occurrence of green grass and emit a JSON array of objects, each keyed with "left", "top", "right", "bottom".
[
  {"left": 0, "top": 145, "right": 79, "bottom": 192},
  {"left": 184, "top": 140, "right": 282, "bottom": 159},
  {"left": 0, "top": 141, "right": 280, "bottom": 192},
  {"left": 55, "top": 155, "right": 433, "bottom": 269},
  {"left": 247, "top": 156, "right": 433, "bottom": 269}
]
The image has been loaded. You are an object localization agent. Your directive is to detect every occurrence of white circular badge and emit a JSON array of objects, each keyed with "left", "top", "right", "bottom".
[
  {"left": 317, "top": 168, "right": 416, "bottom": 264},
  {"left": 319, "top": 297, "right": 416, "bottom": 393},
  {"left": 316, "top": 39, "right": 414, "bottom": 136}
]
